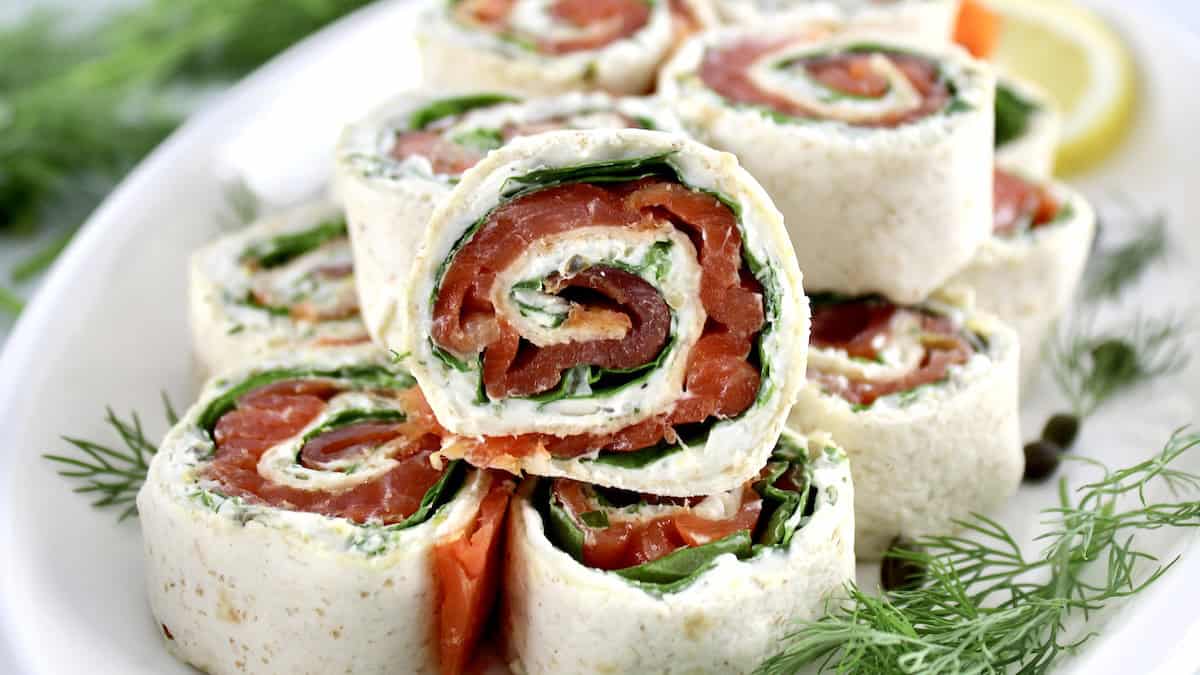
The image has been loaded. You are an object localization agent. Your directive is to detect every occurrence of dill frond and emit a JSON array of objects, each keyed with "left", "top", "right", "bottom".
[
  {"left": 760, "top": 430, "right": 1200, "bottom": 675},
  {"left": 43, "top": 393, "right": 178, "bottom": 521},
  {"left": 1085, "top": 211, "right": 1168, "bottom": 301},
  {"left": 1051, "top": 312, "right": 1190, "bottom": 418}
]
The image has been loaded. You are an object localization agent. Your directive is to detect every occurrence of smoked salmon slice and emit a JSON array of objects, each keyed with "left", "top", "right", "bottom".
[
  {"left": 391, "top": 131, "right": 487, "bottom": 176},
  {"left": 435, "top": 477, "right": 516, "bottom": 675}
]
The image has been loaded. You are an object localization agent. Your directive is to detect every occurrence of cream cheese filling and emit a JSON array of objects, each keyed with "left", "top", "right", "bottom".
[
  {"left": 489, "top": 224, "right": 703, "bottom": 348},
  {"left": 603, "top": 484, "right": 748, "bottom": 525}
]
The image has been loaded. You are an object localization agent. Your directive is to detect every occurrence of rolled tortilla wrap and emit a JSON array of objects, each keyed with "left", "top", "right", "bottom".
[
  {"left": 335, "top": 91, "right": 683, "bottom": 347},
  {"left": 137, "top": 350, "right": 513, "bottom": 675},
  {"left": 994, "top": 73, "right": 1061, "bottom": 179},
  {"left": 787, "top": 290, "right": 1022, "bottom": 559},
  {"left": 946, "top": 169, "right": 1095, "bottom": 383},
  {"left": 400, "top": 129, "right": 808, "bottom": 497},
  {"left": 504, "top": 430, "right": 855, "bottom": 674},
  {"left": 416, "top": 0, "right": 676, "bottom": 96},
  {"left": 660, "top": 28, "right": 995, "bottom": 303},
  {"left": 189, "top": 201, "right": 372, "bottom": 377},
  {"left": 715, "top": 0, "right": 962, "bottom": 46}
]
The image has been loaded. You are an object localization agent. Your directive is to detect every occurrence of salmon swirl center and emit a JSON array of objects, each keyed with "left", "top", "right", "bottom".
[
  {"left": 201, "top": 377, "right": 456, "bottom": 524},
  {"left": 431, "top": 176, "right": 768, "bottom": 458},
  {"left": 699, "top": 38, "right": 953, "bottom": 128},
  {"left": 453, "top": 0, "right": 653, "bottom": 55},
  {"left": 806, "top": 296, "right": 980, "bottom": 407}
]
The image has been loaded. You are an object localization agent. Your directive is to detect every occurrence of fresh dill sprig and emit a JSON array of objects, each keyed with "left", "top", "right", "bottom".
[
  {"left": 0, "top": 0, "right": 373, "bottom": 312},
  {"left": 1051, "top": 312, "right": 1191, "bottom": 418},
  {"left": 1084, "top": 211, "right": 1167, "bottom": 301},
  {"left": 43, "top": 393, "right": 178, "bottom": 521},
  {"left": 759, "top": 429, "right": 1200, "bottom": 675}
]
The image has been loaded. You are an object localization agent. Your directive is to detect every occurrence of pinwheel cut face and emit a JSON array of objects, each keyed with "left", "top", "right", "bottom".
[
  {"left": 452, "top": 0, "right": 653, "bottom": 54},
  {"left": 245, "top": 238, "right": 360, "bottom": 322},
  {"left": 391, "top": 105, "right": 649, "bottom": 177},
  {"left": 179, "top": 365, "right": 514, "bottom": 675},
  {"left": 233, "top": 217, "right": 367, "bottom": 338},
  {"left": 699, "top": 38, "right": 953, "bottom": 127},
  {"left": 430, "top": 176, "right": 767, "bottom": 459},
  {"left": 806, "top": 297, "right": 978, "bottom": 407},
  {"left": 202, "top": 378, "right": 450, "bottom": 524},
  {"left": 992, "top": 168, "right": 1062, "bottom": 237}
]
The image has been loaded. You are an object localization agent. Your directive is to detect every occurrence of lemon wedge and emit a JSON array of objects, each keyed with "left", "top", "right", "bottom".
[{"left": 987, "top": 0, "right": 1137, "bottom": 175}]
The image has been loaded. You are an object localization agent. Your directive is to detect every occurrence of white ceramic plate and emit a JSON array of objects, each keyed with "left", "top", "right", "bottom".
[{"left": 1, "top": 1, "right": 1198, "bottom": 673}]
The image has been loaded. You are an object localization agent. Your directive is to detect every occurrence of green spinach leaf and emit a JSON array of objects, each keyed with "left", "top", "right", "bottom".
[
  {"left": 241, "top": 219, "right": 347, "bottom": 269},
  {"left": 409, "top": 94, "right": 519, "bottom": 131},
  {"left": 614, "top": 531, "right": 752, "bottom": 586},
  {"left": 995, "top": 83, "right": 1038, "bottom": 148},
  {"left": 198, "top": 365, "right": 414, "bottom": 433}
]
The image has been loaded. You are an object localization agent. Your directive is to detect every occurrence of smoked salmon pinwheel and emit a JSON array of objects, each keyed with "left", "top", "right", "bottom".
[
  {"left": 787, "top": 291, "right": 1022, "bottom": 559},
  {"left": 416, "top": 0, "right": 706, "bottom": 96},
  {"left": 189, "top": 201, "right": 372, "bottom": 377},
  {"left": 946, "top": 170, "right": 1095, "bottom": 382},
  {"left": 399, "top": 129, "right": 808, "bottom": 496},
  {"left": 504, "top": 430, "right": 854, "bottom": 674},
  {"left": 994, "top": 73, "right": 1062, "bottom": 178},
  {"left": 715, "top": 0, "right": 962, "bottom": 46},
  {"left": 335, "top": 91, "right": 683, "bottom": 346},
  {"left": 137, "top": 352, "right": 513, "bottom": 675},
  {"left": 660, "top": 29, "right": 995, "bottom": 303}
]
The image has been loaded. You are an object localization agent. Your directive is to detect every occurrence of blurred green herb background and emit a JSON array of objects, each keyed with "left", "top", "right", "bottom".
[{"left": 0, "top": 0, "right": 374, "bottom": 321}]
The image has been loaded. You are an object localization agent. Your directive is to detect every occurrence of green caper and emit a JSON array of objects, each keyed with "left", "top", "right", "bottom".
[
  {"left": 1042, "top": 413, "right": 1081, "bottom": 450},
  {"left": 1024, "top": 440, "right": 1062, "bottom": 483},
  {"left": 1090, "top": 339, "right": 1139, "bottom": 380},
  {"left": 881, "top": 537, "right": 925, "bottom": 592}
]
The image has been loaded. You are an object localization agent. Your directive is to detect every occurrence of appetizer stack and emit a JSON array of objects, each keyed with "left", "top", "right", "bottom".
[{"left": 138, "top": 1, "right": 1096, "bottom": 673}]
